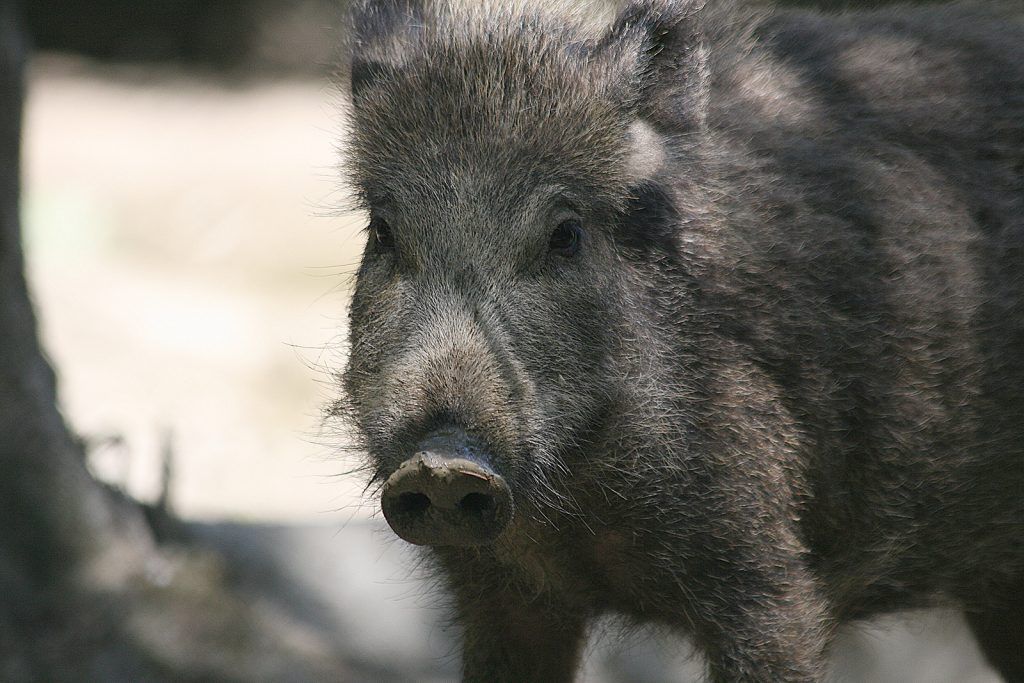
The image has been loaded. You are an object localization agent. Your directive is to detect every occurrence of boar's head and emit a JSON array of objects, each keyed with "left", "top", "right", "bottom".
[{"left": 338, "top": 0, "right": 709, "bottom": 546}]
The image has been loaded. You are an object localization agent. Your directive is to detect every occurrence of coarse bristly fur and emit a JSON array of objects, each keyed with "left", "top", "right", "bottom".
[{"left": 333, "top": 0, "right": 1024, "bottom": 680}]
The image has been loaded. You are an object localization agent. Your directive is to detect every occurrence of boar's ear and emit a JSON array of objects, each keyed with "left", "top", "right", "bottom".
[
  {"left": 596, "top": 0, "right": 709, "bottom": 131},
  {"left": 346, "top": 0, "right": 425, "bottom": 100}
]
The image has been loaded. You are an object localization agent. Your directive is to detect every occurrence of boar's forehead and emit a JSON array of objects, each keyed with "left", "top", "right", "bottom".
[{"left": 348, "top": 31, "right": 636, "bottom": 212}]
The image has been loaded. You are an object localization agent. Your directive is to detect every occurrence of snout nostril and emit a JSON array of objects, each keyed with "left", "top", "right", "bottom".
[
  {"left": 459, "top": 492, "right": 494, "bottom": 515},
  {"left": 381, "top": 449, "right": 514, "bottom": 547},
  {"left": 397, "top": 492, "right": 431, "bottom": 515}
]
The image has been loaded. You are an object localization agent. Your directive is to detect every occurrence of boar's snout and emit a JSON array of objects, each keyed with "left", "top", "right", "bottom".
[{"left": 380, "top": 430, "right": 514, "bottom": 546}]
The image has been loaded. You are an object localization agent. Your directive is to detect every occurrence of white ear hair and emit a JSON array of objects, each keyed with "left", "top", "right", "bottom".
[{"left": 625, "top": 120, "right": 666, "bottom": 182}]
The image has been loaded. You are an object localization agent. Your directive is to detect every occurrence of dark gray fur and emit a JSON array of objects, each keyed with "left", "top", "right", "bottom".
[{"left": 336, "top": 0, "right": 1024, "bottom": 680}]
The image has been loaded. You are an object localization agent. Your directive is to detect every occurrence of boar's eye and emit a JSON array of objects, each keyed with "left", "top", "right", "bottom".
[
  {"left": 369, "top": 216, "right": 394, "bottom": 251},
  {"left": 549, "top": 219, "right": 583, "bottom": 258}
]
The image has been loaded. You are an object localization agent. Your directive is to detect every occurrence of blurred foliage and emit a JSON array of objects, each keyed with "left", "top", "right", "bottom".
[
  {"left": 24, "top": 0, "right": 343, "bottom": 74},
  {"left": 770, "top": 0, "right": 947, "bottom": 8},
  {"left": 23, "top": 0, "right": 948, "bottom": 72}
]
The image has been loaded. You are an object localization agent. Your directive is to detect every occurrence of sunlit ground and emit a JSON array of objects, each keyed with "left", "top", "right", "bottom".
[{"left": 23, "top": 56, "right": 368, "bottom": 523}]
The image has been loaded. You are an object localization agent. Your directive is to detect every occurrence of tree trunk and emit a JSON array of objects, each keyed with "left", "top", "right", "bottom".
[
  {"left": 0, "top": 3, "right": 157, "bottom": 673},
  {"left": 0, "top": 10, "right": 354, "bottom": 680},
  {"left": 0, "top": 2, "right": 153, "bottom": 583}
]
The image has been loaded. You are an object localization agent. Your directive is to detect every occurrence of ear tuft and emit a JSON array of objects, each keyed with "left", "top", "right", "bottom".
[
  {"left": 599, "top": 0, "right": 709, "bottom": 131},
  {"left": 346, "top": 0, "right": 425, "bottom": 100}
]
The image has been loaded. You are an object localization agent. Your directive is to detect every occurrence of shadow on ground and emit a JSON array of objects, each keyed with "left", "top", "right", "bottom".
[{"left": 189, "top": 520, "right": 998, "bottom": 682}]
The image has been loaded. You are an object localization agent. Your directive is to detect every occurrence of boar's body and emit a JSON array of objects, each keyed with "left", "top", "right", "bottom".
[{"left": 339, "top": 1, "right": 1024, "bottom": 680}]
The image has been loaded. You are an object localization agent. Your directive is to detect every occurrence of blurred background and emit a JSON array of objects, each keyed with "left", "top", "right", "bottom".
[
  {"left": 25, "top": 0, "right": 359, "bottom": 526},
  {"left": 11, "top": 0, "right": 999, "bottom": 680}
]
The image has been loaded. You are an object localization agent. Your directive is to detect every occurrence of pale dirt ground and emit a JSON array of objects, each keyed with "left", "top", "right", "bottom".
[
  {"left": 24, "top": 57, "right": 369, "bottom": 523},
  {"left": 21, "top": 59, "right": 1000, "bottom": 682}
]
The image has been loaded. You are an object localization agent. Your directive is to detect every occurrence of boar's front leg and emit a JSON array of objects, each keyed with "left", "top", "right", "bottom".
[
  {"left": 448, "top": 578, "right": 587, "bottom": 683},
  {"left": 964, "top": 577, "right": 1024, "bottom": 683},
  {"left": 684, "top": 544, "right": 832, "bottom": 683}
]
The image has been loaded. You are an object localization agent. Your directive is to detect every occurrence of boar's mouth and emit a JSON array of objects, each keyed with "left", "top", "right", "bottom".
[{"left": 380, "top": 429, "right": 515, "bottom": 546}]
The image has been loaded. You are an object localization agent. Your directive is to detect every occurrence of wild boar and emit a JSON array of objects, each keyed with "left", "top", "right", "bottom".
[{"left": 336, "top": 0, "right": 1024, "bottom": 680}]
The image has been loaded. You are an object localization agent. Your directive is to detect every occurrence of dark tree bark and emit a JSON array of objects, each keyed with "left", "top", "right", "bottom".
[
  {"left": 0, "top": 5, "right": 158, "bottom": 676},
  {"left": 0, "top": 0, "right": 147, "bottom": 595}
]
